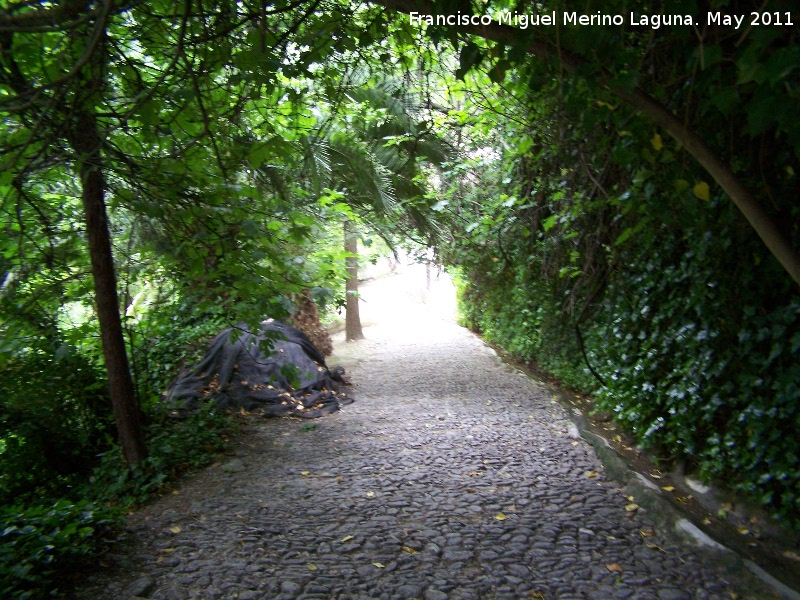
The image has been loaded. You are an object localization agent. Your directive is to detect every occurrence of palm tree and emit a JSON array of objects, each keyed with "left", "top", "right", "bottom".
[{"left": 305, "top": 76, "right": 450, "bottom": 339}]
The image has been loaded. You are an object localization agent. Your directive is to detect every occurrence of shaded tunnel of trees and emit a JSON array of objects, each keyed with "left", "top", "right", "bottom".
[{"left": 0, "top": 0, "right": 798, "bottom": 595}]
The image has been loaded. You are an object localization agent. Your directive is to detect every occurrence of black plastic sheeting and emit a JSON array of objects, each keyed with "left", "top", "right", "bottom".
[{"left": 165, "top": 320, "right": 352, "bottom": 418}]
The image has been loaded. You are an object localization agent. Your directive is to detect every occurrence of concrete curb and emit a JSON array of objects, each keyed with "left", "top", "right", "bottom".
[{"left": 565, "top": 401, "right": 800, "bottom": 600}]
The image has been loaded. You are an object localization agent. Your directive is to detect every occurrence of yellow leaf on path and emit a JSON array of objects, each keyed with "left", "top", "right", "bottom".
[
  {"left": 737, "top": 526, "right": 750, "bottom": 535},
  {"left": 169, "top": 526, "right": 181, "bottom": 534},
  {"left": 783, "top": 550, "right": 800, "bottom": 561},
  {"left": 161, "top": 547, "right": 176, "bottom": 553},
  {"left": 693, "top": 181, "right": 710, "bottom": 201},
  {"left": 586, "top": 471, "right": 599, "bottom": 479},
  {"left": 495, "top": 513, "right": 507, "bottom": 521},
  {"left": 625, "top": 503, "right": 639, "bottom": 512},
  {"left": 307, "top": 563, "right": 317, "bottom": 570},
  {"left": 300, "top": 471, "right": 310, "bottom": 476},
  {"left": 606, "top": 563, "right": 623, "bottom": 573},
  {"left": 373, "top": 562, "right": 385, "bottom": 568},
  {"left": 340, "top": 535, "right": 354, "bottom": 542},
  {"left": 639, "top": 529, "right": 655, "bottom": 537},
  {"left": 402, "top": 546, "right": 417, "bottom": 555},
  {"left": 661, "top": 486, "right": 675, "bottom": 492},
  {"left": 651, "top": 133, "right": 664, "bottom": 151},
  {"left": 366, "top": 491, "right": 375, "bottom": 497}
]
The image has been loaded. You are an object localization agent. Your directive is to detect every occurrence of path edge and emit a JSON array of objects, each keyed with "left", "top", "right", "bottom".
[{"left": 483, "top": 338, "right": 800, "bottom": 600}]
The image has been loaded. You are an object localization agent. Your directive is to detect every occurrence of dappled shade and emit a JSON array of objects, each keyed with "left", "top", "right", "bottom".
[{"left": 165, "top": 320, "right": 352, "bottom": 418}]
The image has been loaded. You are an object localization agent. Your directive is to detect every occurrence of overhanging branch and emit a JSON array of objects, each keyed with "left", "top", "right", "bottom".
[{"left": 369, "top": 0, "right": 800, "bottom": 287}]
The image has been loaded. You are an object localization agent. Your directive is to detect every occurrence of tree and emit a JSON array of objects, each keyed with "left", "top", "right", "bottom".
[
  {"left": 303, "top": 74, "right": 450, "bottom": 339},
  {"left": 367, "top": 0, "right": 800, "bottom": 287},
  {"left": 343, "top": 220, "right": 364, "bottom": 340},
  {"left": 1, "top": 4, "right": 147, "bottom": 464},
  {"left": 0, "top": 0, "right": 348, "bottom": 463}
]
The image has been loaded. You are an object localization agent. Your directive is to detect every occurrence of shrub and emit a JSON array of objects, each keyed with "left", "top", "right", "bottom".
[{"left": 0, "top": 500, "right": 117, "bottom": 599}]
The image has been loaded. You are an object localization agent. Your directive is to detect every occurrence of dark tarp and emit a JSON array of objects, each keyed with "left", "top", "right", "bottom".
[{"left": 165, "top": 319, "right": 352, "bottom": 418}]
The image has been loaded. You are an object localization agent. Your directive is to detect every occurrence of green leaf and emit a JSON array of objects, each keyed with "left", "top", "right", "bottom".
[
  {"left": 542, "top": 215, "right": 558, "bottom": 231},
  {"left": 692, "top": 181, "right": 710, "bottom": 201},
  {"left": 457, "top": 42, "right": 483, "bottom": 80}
]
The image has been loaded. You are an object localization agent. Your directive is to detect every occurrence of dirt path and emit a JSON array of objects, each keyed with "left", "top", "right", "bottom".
[{"left": 75, "top": 265, "right": 785, "bottom": 600}]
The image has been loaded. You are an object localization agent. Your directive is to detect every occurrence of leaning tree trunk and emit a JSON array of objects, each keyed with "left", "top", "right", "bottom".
[
  {"left": 344, "top": 220, "right": 364, "bottom": 341},
  {"left": 70, "top": 105, "right": 148, "bottom": 466}
]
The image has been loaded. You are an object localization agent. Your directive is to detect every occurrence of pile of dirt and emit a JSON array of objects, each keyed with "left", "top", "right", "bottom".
[{"left": 165, "top": 319, "right": 352, "bottom": 418}]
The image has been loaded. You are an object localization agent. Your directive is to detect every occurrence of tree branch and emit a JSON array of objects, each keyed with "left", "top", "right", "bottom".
[{"left": 368, "top": 0, "right": 800, "bottom": 287}]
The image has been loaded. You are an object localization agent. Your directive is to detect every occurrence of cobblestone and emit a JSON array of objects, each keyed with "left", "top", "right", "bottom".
[{"left": 74, "top": 268, "right": 781, "bottom": 599}]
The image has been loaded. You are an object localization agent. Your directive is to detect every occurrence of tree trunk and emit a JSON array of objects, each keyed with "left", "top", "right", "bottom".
[
  {"left": 71, "top": 107, "right": 148, "bottom": 465},
  {"left": 344, "top": 220, "right": 364, "bottom": 341}
]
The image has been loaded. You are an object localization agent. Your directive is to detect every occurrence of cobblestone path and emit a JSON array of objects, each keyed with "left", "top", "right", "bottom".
[{"left": 75, "top": 267, "right": 778, "bottom": 600}]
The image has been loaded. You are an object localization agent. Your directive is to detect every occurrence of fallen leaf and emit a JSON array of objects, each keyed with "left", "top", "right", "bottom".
[
  {"left": 466, "top": 488, "right": 477, "bottom": 493},
  {"left": 161, "top": 547, "right": 176, "bottom": 553},
  {"left": 639, "top": 529, "right": 655, "bottom": 537},
  {"left": 495, "top": 513, "right": 507, "bottom": 521},
  {"left": 737, "top": 526, "right": 750, "bottom": 535},
  {"left": 340, "top": 535, "right": 354, "bottom": 542},
  {"left": 300, "top": 471, "right": 310, "bottom": 476},
  {"left": 372, "top": 562, "right": 385, "bottom": 568},
  {"left": 625, "top": 503, "right": 639, "bottom": 512},
  {"left": 169, "top": 526, "right": 181, "bottom": 534},
  {"left": 649, "top": 471, "right": 663, "bottom": 479},
  {"left": 307, "top": 563, "right": 317, "bottom": 570},
  {"left": 402, "top": 546, "right": 417, "bottom": 555},
  {"left": 586, "top": 471, "right": 599, "bottom": 478},
  {"left": 783, "top": 550, "right": 800, "bottom": 561},
  {"left": 661, "top": 486, "right": 675, "bottom": 492},
  {"left": 366, "top": 491, "right": 375, "bottom": 498},
  {"left": 606, "top": 563, "right": 623, "bottom": 573}
]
